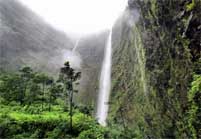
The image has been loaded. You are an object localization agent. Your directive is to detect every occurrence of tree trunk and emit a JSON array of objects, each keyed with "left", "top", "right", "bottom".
[
  {"left": 48, "top": 95, "right": 51, "bottom": 112},
  {"left": 70, "top": 80, "right": 73, "bottom": 133},
  {"left": 69, "top": 90, "right": 73, "bottom": 133},
  {"left": 42, "top": 83, "right": 45, "bottom": 110}
]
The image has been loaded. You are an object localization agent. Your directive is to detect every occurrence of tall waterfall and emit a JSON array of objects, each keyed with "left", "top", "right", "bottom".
[{"left": 96, "top": 30, "right": 112, "bottom": 126}]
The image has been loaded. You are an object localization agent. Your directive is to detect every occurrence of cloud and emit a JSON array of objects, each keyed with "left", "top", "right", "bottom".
[{"left": 18, "top": 0, "right": 128, "bottom": 35}]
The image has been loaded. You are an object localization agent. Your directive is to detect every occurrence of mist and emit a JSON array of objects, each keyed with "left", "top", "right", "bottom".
[
  {"left": 18, "top": 0, "right": 127, "bottom": 36},
  {"left": 62, "top": 50, "right": 82, "bottom": 70}
]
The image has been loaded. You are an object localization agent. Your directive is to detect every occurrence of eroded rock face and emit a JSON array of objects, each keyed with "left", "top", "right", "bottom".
[
  {"left": 128, "top": 0, "right": 139, "bottom": 9},
  {"left": 109, "top": 0, "right": 201, "bottom": 138},
  {"left": 74, "top": 31, "right": 107, "bottom": 106},
  {"left": 0, "top": 0, "right": 73, "bottom": 74}
]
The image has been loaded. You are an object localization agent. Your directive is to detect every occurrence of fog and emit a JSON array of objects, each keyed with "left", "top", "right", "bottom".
[
  {"left": 18, "top": 0, "right": 127, "bottom": 36},
  {"left": 62, "top": 50, "right": 82, "bottom": 69}
]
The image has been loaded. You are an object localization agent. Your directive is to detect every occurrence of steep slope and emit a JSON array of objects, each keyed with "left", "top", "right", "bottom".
[
  {"left": 0, "top": 0, "right": 73, "bottom": 74},
  {"left": 75, "top": 32, "right": 107, "bottom": 106},
  {"left": 109, "top": 0, "right": 201, "bottom": 138}
]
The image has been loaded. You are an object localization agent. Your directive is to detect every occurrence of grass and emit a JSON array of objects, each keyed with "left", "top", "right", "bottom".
[
  {"left": 0, "top": 103, "right": 91, "bottom": 123},
  {"left": 0, "top": 103, "right": 105, "bottom": 139}
]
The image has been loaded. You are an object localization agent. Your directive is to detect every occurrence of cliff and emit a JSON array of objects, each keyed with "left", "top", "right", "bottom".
[
  {"left": 0, "top": 0, "right": 74, "bottom": 74},
  {"left": 109, "top": 0, "right": 201, "bottom": 138}
]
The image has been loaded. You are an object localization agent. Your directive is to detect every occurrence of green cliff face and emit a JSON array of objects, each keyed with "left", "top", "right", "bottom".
[{"left": 110, "top": 0, "right": 201, "bottom": 138}]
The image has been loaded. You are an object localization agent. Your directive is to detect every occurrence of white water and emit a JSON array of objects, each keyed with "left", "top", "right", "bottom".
[{"left": 96, "top": 30, "right": 112, "bottom": 126}]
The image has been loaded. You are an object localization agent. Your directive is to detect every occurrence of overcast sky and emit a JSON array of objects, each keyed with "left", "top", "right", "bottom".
[{"left": 19, "top": 0, "right": 127, "bottom": 36}]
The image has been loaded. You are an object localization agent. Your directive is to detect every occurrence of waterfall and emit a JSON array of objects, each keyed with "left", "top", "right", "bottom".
[
  {"left": 96, "top": 30, "right": 112, "bottom": 126},
  {"left": 63, "top": 38, "right": 82, "bottom": 70},
  {"left": 72, "top": 38, "right": 81, "bottom": 52}
]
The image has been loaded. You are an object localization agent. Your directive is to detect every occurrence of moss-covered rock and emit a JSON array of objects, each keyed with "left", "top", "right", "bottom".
[{"left": 110, "top": 0, "right": 201, "bottom": 138}]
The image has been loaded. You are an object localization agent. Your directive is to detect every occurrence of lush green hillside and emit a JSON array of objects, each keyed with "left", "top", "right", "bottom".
[{"left": 109, "top": 0, "right": 201, "bottom": 138}]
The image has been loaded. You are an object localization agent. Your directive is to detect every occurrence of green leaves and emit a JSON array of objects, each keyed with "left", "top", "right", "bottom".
[
  {"left": 186, "top": 0, "right": 195, "bottom": 12},
  {"left": 186, "top": 74, "right": 201, "bottom": 139},
  {"left": 0, "top": 104, "right": 105, "bottom": 139},
  {"left": 0, "top": 62, "right": 113, "bottom": 139}
]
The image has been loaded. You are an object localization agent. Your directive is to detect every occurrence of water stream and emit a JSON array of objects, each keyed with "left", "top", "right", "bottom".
[
  {"left": 72, "top": 38, "right": 81, "bottom": 52},
  {"left": 96, "top": 30, "right": 112, "bottom": 126}
]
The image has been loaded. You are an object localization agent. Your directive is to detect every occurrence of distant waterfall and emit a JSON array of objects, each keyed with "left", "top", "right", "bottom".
[
  {"left": 96, "top": 30, "right": 112, "bottom": 126},
  {"left": 72, "top": 38, "right": 81, "bottom": 52},
  {"left": 63, "top": 38, "right": 82, "bottom": 70}
]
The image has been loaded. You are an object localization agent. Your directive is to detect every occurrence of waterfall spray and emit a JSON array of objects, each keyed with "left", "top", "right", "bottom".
[
  {"left": 63, "top": 38, "right": 82, "bottom": 70},
  {"left": 96, "top": 30, "right": 112, "bottom": 126}
]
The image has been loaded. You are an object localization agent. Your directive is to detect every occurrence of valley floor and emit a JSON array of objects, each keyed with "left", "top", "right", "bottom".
[{"left": 0, "top": 103, "right": 105, "bottom": 139}]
